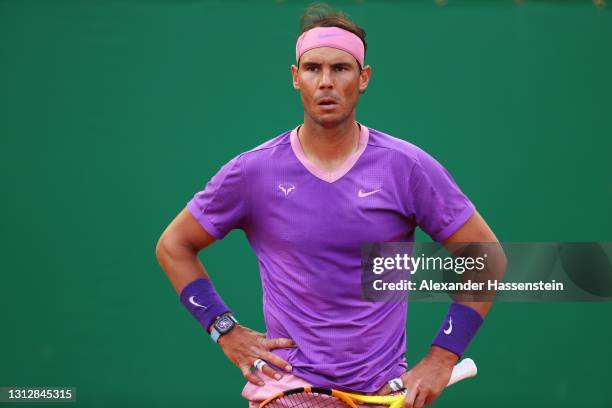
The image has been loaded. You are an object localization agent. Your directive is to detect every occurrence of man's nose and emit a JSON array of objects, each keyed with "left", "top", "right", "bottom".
[{"left": 319, "top": 68, "right": 333, "bottom": 89}]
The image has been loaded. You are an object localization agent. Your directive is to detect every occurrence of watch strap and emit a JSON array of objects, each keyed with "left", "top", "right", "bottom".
[{"left": 210, "top": 315, "right": 238, "bottom": 343}]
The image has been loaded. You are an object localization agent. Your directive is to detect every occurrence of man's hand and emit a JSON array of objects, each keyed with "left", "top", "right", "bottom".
[
  {"left": 378, "top": 347, "right": 458, "bottom": 408},
  {"left": 217, "top": 324, "right": 296, "bottom": 386}
]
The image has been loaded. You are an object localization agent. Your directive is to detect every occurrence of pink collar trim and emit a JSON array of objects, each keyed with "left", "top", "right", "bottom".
[{"left": 290, "top": 123, "right": 369, "bottom": 183}]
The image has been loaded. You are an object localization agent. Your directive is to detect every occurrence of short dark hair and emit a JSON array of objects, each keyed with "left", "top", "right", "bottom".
[{"left": 299, "top": 3, "right": 367, "bottom": 57}]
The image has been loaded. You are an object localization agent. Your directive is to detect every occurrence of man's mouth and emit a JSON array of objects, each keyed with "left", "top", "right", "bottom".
[{"left": 317, "top": 98, "right": 338, "bottom": 106}]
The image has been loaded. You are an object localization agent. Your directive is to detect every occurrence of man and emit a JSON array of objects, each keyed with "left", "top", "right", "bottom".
[{"left": 156, "top": 4, "right": 503, "bottom": 408}]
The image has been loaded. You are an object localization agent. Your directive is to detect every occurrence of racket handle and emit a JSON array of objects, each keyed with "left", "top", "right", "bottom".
[{"left": 448, "top": 358, "right": 477, "bottom": 387}]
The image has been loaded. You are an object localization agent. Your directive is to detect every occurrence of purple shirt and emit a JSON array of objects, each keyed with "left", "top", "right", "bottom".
[{"left": 187, "top": 125, "right": 475, "bottom": 392}]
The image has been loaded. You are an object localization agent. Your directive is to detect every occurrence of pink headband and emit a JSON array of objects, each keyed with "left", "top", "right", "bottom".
[{"left": 295, "top": 26, "right": 365, "bottom": 68}]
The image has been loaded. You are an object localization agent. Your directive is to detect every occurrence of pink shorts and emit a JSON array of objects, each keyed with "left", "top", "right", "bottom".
[
  {"left": 242, "top": 374, "right": 311, "bottom": 408},
  {"left": 242, "top": 375, "right": 386, "bottom": 408}
]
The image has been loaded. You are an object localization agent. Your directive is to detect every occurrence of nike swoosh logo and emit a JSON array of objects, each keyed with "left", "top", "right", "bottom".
[
  {"left": 318, "top": 34, "right": 339, "bottom": 39},
  {"left": 188, "top": 296, "right": 208, "bottom": 309},
  {"left": 358, "top": 189, "right": 382, "bottom": 198},
  {"left": 444, "top": 317, "right": 453, "bottom": 335}
]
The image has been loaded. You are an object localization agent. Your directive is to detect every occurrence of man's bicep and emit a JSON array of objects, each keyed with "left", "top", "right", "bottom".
[{"left": 160, "top": 207, "right": 216, "bottom": 252}]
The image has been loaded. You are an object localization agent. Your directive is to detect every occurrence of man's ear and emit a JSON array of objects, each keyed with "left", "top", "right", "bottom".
[
  {"left": 359, "top": 65, "right": 372, "bottom": 94},
  {"left": 291, "top": 64, "right": 300, "bottom": 90}
]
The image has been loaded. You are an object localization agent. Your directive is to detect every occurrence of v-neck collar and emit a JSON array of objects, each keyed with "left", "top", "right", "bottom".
[{"left": 290, "top": 123, "right": 370, "bottom": 183}]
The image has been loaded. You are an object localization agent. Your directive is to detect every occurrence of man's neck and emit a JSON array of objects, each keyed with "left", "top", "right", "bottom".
[{"left": 298, "top": 116, "right": 360, "bottom": 171}]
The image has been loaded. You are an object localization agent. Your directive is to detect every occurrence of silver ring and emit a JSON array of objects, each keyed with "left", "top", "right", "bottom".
[
  {"left": 388, "top": 377, "right": 404, "bottom": 392},
  {"left": 253, "top": 359, "right": 267, "bottom": 371}
]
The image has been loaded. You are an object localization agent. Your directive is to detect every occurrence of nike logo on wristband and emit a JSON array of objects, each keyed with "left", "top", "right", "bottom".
[
  {"left": 188, "top": 296, "right": 208, "bottom": 309},
  {"left": 444, "top": 317, "right": 453, "bottom": 335}
]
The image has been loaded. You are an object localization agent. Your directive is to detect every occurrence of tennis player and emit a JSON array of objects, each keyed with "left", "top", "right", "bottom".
[{"left": 156, "top": 4, "right": 504, "bottom": 408}]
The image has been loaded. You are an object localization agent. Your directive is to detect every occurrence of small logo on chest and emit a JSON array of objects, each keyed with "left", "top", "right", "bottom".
[
  {"left": 278, "top": 183, "right": 296, "bottom": 197},
  {"left": 358, "top": 188, "right": 382, "bottom": 198}
]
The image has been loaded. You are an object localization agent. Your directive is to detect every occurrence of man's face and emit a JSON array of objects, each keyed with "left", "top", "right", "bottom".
[{"left": 291, "top": 47, "right": 371, "bottom": 128}]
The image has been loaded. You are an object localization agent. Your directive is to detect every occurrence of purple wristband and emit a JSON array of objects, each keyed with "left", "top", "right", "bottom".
[
  {"left": 180, "top": 278, "right": 230, "bottom": 332},
  {"left": 432, "top": 303, "right": 483, "bottom": 358}
]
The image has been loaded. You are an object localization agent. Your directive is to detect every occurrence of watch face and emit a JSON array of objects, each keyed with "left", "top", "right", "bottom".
[{"left": 216, "top": 316, "right": 234, "bottom": 333}]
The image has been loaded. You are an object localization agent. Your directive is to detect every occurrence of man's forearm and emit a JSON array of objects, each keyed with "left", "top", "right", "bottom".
[
  {"left": 458, "top": 301, "right": 491, "bottom": 318},
  {"left": 458, "top": 240, "right": 507, "bottom": 316},
  {"left": 157, "top": 237, "right": 233, "bottom": 337}
]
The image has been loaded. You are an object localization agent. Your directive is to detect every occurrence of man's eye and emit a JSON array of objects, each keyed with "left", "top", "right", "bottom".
[
  {"left": 306, "top": 66, "right": 318, "bottom": 71},
  {"left": 334, "top": 66, "right": 346, "bottom": 71}
]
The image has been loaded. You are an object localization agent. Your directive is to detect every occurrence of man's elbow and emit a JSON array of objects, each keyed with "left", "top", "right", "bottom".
[
  {"left": 156, "top": 232, "right": 198, "bottom": 266},
  {"left": 488, "top": 241, "right": 507, "bottom": 280},
  {"left": 499, "top": 244, "right": 508, "bottom": 274},
  {"left": 155, "top": 234, "right": 173, "bottom": 266}
]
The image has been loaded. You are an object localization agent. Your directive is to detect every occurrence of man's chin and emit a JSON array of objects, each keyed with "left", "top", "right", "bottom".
[{"left": 311, "top": 113, "right": 352, "bottom": 128}]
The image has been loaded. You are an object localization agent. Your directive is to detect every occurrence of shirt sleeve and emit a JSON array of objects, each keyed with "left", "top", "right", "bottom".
[
  {"left": 187, "top": 155, "right": 247, "bottom": 239},
  {"left": 408, "top": 149, "right": 475, "bottom": 242}
]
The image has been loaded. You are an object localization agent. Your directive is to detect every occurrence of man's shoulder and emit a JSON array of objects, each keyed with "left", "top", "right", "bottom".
[
  {"left": 248, "top": 129, "right": 292, "bottom": 153},
  {"left": 366, "top": 126, "right": 428, "bottom": 163},
  {"left": 234, "top": 129, "right": 293, "bottom": 162}
]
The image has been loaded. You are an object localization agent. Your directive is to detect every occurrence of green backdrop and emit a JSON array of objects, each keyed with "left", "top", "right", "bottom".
[{"left": 1, "top": 0, "right": 611, "bottom": 406}]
